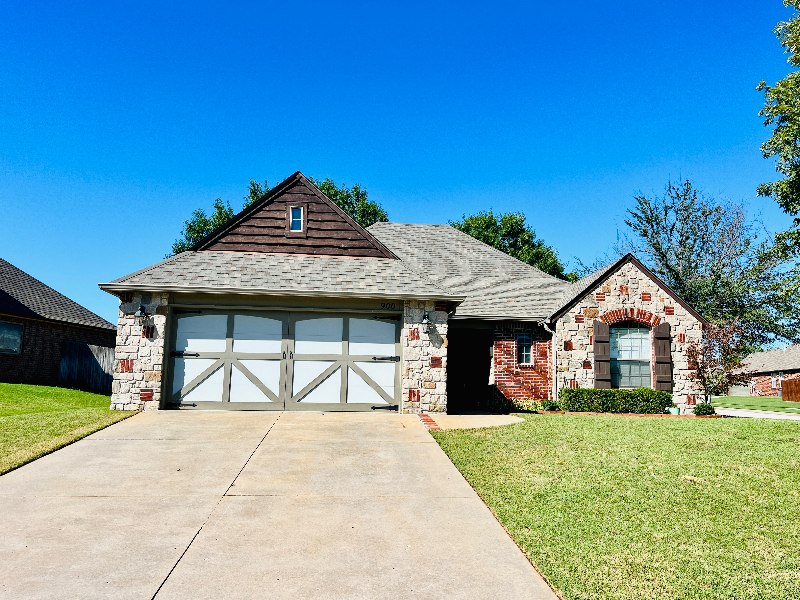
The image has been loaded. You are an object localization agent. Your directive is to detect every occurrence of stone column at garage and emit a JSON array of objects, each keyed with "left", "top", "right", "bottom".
[
  {"left": 402, "top": 300, "right": 448, "bottom": 414},
  {"left": 109, "top": 292, "right": 169, "bottom": 411}
]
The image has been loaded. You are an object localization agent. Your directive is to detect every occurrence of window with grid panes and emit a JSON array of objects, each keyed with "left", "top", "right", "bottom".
[
  {"left": 610, "top": 325, "right": 651, "bottom": 388},
  {"left": 517, "top": 334, "right": 533, "bottom": 365}
]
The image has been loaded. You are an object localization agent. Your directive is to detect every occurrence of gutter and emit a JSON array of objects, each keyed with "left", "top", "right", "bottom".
[{"left": 538, "top": 319, "right": 558, "bottom": 402}]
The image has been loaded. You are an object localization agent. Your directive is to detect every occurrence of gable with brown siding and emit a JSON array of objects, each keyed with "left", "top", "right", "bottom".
[{"left": 196, "top": 172, "right": 396, "bottom": 259}]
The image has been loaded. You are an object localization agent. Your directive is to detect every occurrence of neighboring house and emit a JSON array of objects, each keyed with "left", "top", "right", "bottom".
[
  {"left": 0, "top": 259, "right": 117, "bottom": 393},
  {"left": 99, "top": 172, "right": 706, "bottom": 414},
  {"left": 740, "top": 345, "right": 800, "bottom": 397}
]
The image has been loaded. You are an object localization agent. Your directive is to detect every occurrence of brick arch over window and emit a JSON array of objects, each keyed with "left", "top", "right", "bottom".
[{"left": 600, "top": 308, "right": 662, "bottom": 327}]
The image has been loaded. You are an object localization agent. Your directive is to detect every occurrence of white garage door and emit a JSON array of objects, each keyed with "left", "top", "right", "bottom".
[{"left": 168, "top": 310, "right": 400, "bottom": 411}]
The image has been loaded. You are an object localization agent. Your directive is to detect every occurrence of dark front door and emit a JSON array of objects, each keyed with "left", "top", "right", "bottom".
[{"left": 446, "top": 328, "right": 493, "bottom": 413}]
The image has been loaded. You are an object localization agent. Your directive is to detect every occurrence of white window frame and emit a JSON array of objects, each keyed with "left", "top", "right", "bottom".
[
  {"left": 517, "top": 334, "right": 533, "bottom": 366},
  {"left": 609, "top": 325, "right": 652, "bottom": 389},
  {"left": 290, "top": 206, "right": 304, "bottom": 232}
]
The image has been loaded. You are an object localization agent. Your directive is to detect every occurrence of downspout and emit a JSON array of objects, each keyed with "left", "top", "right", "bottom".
[{"left": 538, "top": 319, "right": 558, "bottom": 402}]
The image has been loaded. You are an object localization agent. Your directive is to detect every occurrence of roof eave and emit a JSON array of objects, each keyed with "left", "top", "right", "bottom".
[{"left": 98, "top": 282, "right": 464, "bottom": 304}]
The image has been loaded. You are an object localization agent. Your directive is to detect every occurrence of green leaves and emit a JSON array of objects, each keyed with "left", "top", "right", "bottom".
[
  {"left": 759, "top": 2, "right": 800, "bottom": 249},
  {"left": 169, "top": 197, "right": 235, "bottom": 256},
  {"left": 308, "top": 177, "right": 389, "bottom": 229},
  {"left": 449, "top": 210, "right": 576, "bottom": 280},
  {"left": 557, "top": 388, "right": 674, "bottom": 414},
  {"left": 624, "top": 180, "right": 800, "bottom": 346}
]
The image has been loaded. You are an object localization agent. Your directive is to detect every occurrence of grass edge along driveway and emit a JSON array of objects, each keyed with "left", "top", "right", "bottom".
[
  {"left": 432, "top": 413, "right": 800, "bottom": 600},
  {"left": 0, "top": 383, "right": 134, "bottom": 475}
]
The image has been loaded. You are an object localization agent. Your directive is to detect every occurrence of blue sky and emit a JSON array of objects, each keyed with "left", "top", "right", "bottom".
[{"left": 0, "top": 1, "right": 796, "bottom": 324}]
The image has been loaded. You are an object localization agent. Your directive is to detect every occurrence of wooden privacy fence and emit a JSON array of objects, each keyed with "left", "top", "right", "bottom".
[
  {"left": 59, "top": 341, "right": 114, "bottom": 394},
  {"left": 783, "top": 379, "right": 800, "bottom": 402}
]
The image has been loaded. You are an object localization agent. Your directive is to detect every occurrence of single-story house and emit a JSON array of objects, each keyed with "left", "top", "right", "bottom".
[
  {"left": 739, "top": 345, "right": 800, "bottom": 397},
  {"left": 0, "top": 258, "right": 117, "bottom": 392},
  {"left": 99, "top": 172, "right": 706, "bottom": 414}
]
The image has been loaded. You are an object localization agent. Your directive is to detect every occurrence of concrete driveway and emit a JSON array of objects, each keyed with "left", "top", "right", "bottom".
[{"left": 0, "top": 411, "right": 556, "bottom": 599}]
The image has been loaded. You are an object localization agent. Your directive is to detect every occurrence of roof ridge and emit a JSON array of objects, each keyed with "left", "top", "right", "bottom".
[{"left": 110, "top": 252, "right": 191, "bottom": 284}]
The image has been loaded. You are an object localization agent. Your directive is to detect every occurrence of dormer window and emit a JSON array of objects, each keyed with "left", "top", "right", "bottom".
[{"left": 290, "top": 207, "right": 303, "bottom": 231}]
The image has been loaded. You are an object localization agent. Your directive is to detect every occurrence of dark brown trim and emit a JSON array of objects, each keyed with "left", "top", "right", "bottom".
[
  {"left": 190, "top": 172, "right": 397, "bottom": 259},
  {"left": 549, "top": 254, "right": 708, "bottom": 326}
]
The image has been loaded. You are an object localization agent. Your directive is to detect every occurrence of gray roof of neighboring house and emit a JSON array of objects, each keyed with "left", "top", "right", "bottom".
[
  {"left": 100, "top": 251, "right": 459, "bottom": 301},
  {"left": 368, "top": 223, "right": 572, "bottom": 320},
  {"left": 0, "top": 258, "right": 115, "bottom": 330},
  {"left": 741, "top": 345, "right": 800, "bottom": 375}
]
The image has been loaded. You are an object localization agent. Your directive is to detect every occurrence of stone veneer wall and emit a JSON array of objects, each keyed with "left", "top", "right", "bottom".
[
  {"left": 554, "top": 261, "right": 703, "bottom": 412},
  {"left": 493, "top": 322, "right": 551, "bottom": 407},
  {"left": 401, "top": 300, "right": 448, "bottom": 414},
  {"left": 109, "top": 293, "right": 169, "bottom": 411}
]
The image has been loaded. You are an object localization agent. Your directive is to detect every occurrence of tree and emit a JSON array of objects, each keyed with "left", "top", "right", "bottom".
[
  {"left": 686, "top": 322, "right": 753, "bottom": 399},
  {"left": 309, "top": 177, "right": 388, "bottom": 229},
  {"left": 620, "top": 179, "right": 800, "bottom": 346},
  {"left": 169, "top": 197, "right": 235, "bottom": 256},
  {"left": 758, "top": 1, "right": 800, "bottom": 252},
  {"left": 448, "top": 210, "right": 576, "bottom": 280},
  {"left": 169, "top": 177, "right": 387, "bottom": 257}
]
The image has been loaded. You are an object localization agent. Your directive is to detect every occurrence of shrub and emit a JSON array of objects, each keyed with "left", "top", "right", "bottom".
[
  {"left": 540, "top": 398, "right": 560, "bottom": 411},
  {"left": 557, "top": 388, "right": 673, "bottom": 414},
  {"left": 693, "top": 402, "right": 716, "bottom": 416}
]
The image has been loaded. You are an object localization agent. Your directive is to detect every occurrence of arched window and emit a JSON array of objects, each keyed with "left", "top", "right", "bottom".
[{"left": 609, "top": 323, "right": 651, "bottom": 389}]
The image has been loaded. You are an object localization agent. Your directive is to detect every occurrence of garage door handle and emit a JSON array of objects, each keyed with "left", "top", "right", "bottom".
[
  {"left": 170, "top": 351, "right": 199, "bottom": 358},
  {"left": 283, "top": 351, "right": 286, "bottom": 359},
  {"left": 372, "top": 356, "right": 400, "bottom": 362}
]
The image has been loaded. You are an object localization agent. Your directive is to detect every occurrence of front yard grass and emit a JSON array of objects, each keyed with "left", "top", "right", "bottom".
[
  {"left": 432, "top": 414, "right": 800, "bottom": 600},
  {"left": 713, "top": 395, "right": 800, "bottom": 414},
  {"left": 0, "top": 383, "right": 134, "bottom": 474}
]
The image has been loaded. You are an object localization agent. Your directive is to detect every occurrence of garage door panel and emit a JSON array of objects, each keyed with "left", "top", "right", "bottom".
[
  {"left": 175, "top": 315, "right": 228, "bottom": 353},
  {"left": 233, "top": 315, "right": 282, "bottom": 353},
  {"left": 347, "top": 366, "right": 389, "bottom": 404},
  {"left": 349, "top": 318, "right": 395, "bottom": 356},
  {"left": 172, "top": 358, "right": 220, "bottom": 395},
  {"left": 294, "top": 318, "right": 343, "bottom": 355},
  {"left": 294, "top": 364, "right": 341, "bottom": 403},
  {"left": 181, "top": 365, "right": 225, "bottom": 403},
  {"left": 229, "top": 363, "right": 275, "bottom": 402}
]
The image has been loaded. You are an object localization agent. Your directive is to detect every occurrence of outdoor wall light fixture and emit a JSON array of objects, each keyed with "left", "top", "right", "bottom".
[
  {"left": 421, "top": 312, "right": 431, "bottom": 333},
  {"left": 133, "top": 304, "right": 148, "bottom": 326}
]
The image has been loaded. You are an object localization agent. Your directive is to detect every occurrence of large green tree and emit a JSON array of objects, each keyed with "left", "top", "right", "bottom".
[
  {"left": 449, "top": 210, "right": 576, "bottom": 280},
  {"left": 309, "top": 177, "right": 388, "bottom": 229},
  {"left": 169, "top": 177, "right": 387, "bottom": 256},
  {"left": 621, "top": 179, "right": 800, "bottom": 346},
  {"left": 758, "top": 1, "right": 800, "bottom": 251}
]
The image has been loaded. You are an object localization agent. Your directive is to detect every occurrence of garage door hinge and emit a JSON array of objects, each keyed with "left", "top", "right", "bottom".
[{"left": 372, "top": 356, "right": 400, "bottom": 361}]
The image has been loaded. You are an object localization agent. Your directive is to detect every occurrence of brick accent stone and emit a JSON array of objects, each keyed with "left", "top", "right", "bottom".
[
  {"left": 401, "top": 300, "right": 448, "bottom": 414},
  {"left": 109, "top": 292, "right": 169, "bottom": 411},
  {"left": 554, "top": 261, "right": 703, "bottom": 412}
]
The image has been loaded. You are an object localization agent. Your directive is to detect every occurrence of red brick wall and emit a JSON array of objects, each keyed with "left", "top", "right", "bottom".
[
  {"left": 493, "top": 322, "right": 551, "bottom": 403},
  {"left": 750, "top": 372, "right": 800, "bottom": 396},
  {"left": 0, "top": 315, "right": 116, "bottom": 387}
]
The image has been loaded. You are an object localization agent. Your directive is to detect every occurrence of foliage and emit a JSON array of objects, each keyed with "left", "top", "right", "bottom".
[
  {"left": 686, "top": 322, "right": 753, "bottom": 397},
  {"left": 758, "top": 1, "right": 800, "bottom": 251},
  {"left": 170, "top": 176, "right": 387, "bottom": 257},
  {"left": 557, "top": 387, "right": 673, "bottom": 414},
  {"left": 540, "top": 398, "right": 560, "bottom": 411},
  {"left": 309, "top": 177, "right": 389, "bottom": 229},
  {"left": 432, "top": 413, "right": 800, "bottom": 600},
  {"left": 622, "top": 179, "right": 800, "bottom": 346},
  {"left": 169, "top": 197, "right": 236, "bottom": 256},
  {"left": 693, "top": 402, "right": 716, "bottom": 416},
  {"left": 449, "top": 210, "right": 577, "bottom": 280},
  {"left": 243, "top": 178, "right": 269, "bottom": 209},
  {"left": 0, "top": 383, "right": 133, "bottom": 474}
]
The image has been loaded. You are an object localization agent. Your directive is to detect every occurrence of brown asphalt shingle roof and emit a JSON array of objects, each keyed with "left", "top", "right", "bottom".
[
  {"left": 100, "top": 251, "right": 458, "bottom": 301},
  {"left": 368, "top": 223, "right": 572, "bottom": 320},
  {"left": 0, "top": 258, "right": 115, "bottom": 330}
]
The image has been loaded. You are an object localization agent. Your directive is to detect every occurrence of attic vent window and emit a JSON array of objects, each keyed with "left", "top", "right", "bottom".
[{"left": 290, "top": 207, "right": 303, "bottom": 231}]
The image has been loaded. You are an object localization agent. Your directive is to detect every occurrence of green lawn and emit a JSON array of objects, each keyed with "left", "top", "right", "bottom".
[
  {"left": 713, "top": 395, "right": 800, "bottom": 414},
  {"left": 0, "top": 383, "right": 134, "bottom": 474},
  {"left": 432, "top": 414, "right": 800, "bottom": 600}
]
